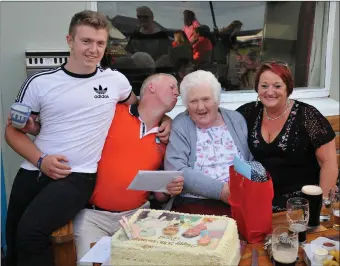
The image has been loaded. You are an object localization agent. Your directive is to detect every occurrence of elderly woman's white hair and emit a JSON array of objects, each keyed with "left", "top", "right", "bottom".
[{"left": 180, "top": 70, "right": 221, "bottom": 107}]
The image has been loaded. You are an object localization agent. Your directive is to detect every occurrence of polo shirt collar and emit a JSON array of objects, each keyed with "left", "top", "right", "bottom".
[
  {"left": 129, "top": 104, "right": 139, "bottom": 117},
  {"left": 128, "top": 104, "right": 160, "bottom": 140}
]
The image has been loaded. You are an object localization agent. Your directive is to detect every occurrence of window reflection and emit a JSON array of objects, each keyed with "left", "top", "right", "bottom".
[{"left": 98, "top": 1, "right": 329, "bottom": 95}]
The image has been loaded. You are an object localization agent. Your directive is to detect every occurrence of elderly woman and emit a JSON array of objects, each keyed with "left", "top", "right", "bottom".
[
  {"left": 164, "top": 70, "right": 253, "bottom": 215},
  {"left": 236, "top": 61, "right": 338, "bottom": 212}
]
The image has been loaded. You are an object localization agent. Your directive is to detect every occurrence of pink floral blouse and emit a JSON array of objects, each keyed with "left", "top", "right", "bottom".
[{"left": 183, "top": 124, "right": 242, "bottom": 199}]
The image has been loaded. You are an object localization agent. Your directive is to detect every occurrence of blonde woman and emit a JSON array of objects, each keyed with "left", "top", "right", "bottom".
[{"left": 172, "top": 30, "right": 189, "bottom": 47}]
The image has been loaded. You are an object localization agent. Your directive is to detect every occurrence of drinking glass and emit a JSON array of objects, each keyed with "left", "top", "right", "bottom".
[
  {"left": 272, "top": 227, "right": 299, "bottom": 266},
  {"left": 331, "top": 192, "right": 340, "bottom": 231},
  {"left": 320, "top": 197, "right": 332, "bottom": 222},
  {"left": 10, "top": 103, "right": 32, "bottom": 129},
  {"left": 286, "top": 197, "right": 309, "bottom": 244},
  {"left": 301, "top": 185, "right": 323, "bottom": 227}
]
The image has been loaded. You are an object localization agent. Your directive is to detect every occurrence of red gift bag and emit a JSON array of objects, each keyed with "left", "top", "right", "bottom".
[{"left": 228, "top": 165, "right": 274, "bottom": 243}]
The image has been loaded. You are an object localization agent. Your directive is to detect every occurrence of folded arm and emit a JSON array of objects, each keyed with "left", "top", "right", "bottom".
[{"left": 5, "top": 117, "right": 71, "bottom": 179}]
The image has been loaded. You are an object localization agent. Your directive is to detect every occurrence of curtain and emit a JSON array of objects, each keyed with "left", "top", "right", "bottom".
[
  {"left": 308, "top": 2, "right": 329, "bottom": 88},
  {"left": 294, "top": 2, "right": 316, "bottom": 87}
]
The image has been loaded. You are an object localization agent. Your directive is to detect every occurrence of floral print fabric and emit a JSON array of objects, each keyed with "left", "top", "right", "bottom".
[{"left": 183, "top": 124, "right": 242, "bottom": 199}]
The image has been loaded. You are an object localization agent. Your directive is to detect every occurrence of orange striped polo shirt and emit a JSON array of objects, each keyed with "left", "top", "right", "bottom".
[{"left": 90, "top": 104, "right": 166, "bottom": 211}]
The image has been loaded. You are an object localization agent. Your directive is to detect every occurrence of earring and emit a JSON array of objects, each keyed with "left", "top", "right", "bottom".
[
  {"left": 286, "top": 98, "right": 290, "bottom": 106},
  {"left": 255, "top": 96, "right": 259, "bottom": 107}
]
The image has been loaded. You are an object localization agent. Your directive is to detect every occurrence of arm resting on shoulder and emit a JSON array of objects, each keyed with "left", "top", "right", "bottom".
[
  {"left": 5, "top": 124, "right": 42, "bottom": 167},
  {"left": 164, "top": 128, "right": 224, "bottom": 200},
  {"left": 157, "top": 115, "right": 172, "bottom": 145},
  {"left": 122, "top": 91, "right": 138, "bottom": 105},
  {"left": 316, "top": 139, "right": 338, "bottom": 197}
]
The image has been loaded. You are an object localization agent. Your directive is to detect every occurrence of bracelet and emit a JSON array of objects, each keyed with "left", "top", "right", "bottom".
[{"left": 37, "top": 153, "right": 48, "bottom": 169}]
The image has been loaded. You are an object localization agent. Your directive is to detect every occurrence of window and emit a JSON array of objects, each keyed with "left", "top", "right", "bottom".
[{"left": 97, "top": 1, "right": 332, "bottom": 99}]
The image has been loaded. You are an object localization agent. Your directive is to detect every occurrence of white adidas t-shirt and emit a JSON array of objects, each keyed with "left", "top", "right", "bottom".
[{"left": 15, "top": 65, "right": 132, "bottom": 173}]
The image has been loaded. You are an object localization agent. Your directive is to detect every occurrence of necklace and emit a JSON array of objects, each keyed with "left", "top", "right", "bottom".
[{"left": 264, "top": 99, "right": 291, "bottom": 121}]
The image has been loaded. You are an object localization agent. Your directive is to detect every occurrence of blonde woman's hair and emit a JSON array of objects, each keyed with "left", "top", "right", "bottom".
[{"left": 174, "top": 31, "right": 188, "bottom": 44}]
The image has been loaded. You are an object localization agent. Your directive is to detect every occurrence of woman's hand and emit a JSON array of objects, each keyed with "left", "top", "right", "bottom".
[
  {"left": 153, "top": 176, "right": 184, "bottom": 202},
  {"left": 166, "top": 176, "right": 184, "bottom": 196}
]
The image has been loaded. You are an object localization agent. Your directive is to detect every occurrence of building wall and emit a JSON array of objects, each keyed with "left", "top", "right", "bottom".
[
  {"left": 0, "top": 2, "right": 339, "bottom": 199},
  {"left": 0, "top": 1, "right": 90, "bottom": 199}
]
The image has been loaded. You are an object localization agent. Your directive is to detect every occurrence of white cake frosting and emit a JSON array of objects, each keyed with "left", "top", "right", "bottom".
[{"left": 110, "top": 209, "right": 241, "bottom": 265}]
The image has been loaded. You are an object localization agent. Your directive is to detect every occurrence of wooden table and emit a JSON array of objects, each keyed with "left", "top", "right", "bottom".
[
  {"left": 239, "top": 212, "right": 338, "bottom": 266},
  {"left": 92, "top": 211, "right": 338, "bottom": 266}
]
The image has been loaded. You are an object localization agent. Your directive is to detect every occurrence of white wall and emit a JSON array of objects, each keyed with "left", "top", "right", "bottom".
[{"left": 0, "top": 1, "right": 91, "bottom": 199}]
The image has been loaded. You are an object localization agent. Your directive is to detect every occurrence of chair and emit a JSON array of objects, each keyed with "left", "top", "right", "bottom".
[{"left": 51, "top": 221, "right": 77, "bottom": 266}]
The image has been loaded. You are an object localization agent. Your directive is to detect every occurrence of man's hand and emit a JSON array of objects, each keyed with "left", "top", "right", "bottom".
[
  {"left": 40, "top": 155, "right": 72, "bottom": 180},
  {"left": 7, "top": 114, "right": 41, "bottom": 136},
  {"left": 220, "top": 183, "right": 230, "bottom": 204},
  {"left": 166, "top": 176, "right": 184, "bottom": 196},
  {"left": 157, "top": 115, "right": 172, "bottom": 145}
]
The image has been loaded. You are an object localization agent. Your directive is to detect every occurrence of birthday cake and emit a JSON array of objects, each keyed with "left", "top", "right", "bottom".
[{"left": 110, "top": 209, "right": 241, "bottom": 265}]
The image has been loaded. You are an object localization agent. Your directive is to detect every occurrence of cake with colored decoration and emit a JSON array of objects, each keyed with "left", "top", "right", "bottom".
[{"left": 110, "top": 209, "right": 241, "bottom": 265}]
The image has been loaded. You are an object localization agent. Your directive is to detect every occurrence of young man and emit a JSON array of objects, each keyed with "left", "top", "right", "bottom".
[
  {"left": 5, "top": 10, "right": 170, "bottom": 266},
  {"left": 73, "top": 73, "right": 183, "bottom": 262}
]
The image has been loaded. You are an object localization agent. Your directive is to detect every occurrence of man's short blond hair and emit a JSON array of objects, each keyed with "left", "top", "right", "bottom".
[{"left": 69, "top": 10, "right": 109, "bottom": 37}]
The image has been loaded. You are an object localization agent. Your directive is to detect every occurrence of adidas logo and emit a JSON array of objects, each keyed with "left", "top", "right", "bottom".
[{"left": 94, "top": 85, "right": 109, "bottom": 98}]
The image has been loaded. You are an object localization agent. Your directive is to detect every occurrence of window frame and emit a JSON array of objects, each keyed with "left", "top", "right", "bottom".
[{"left": 90, "top": 1, "right": 337, "bottom": 104}]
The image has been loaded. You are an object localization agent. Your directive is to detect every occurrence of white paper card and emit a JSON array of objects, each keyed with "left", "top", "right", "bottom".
[
  {"left": 102, "top": 257, "right": 111, "bottom": 266},
  {"left": 127, "top": 170, "right": 183, "bottom": 192},
  {"left": 80, "top": 236, "right": 111, "bottom": 263},
  {"left": 233, "top": 156, "right": 252, "bottom": 180}
]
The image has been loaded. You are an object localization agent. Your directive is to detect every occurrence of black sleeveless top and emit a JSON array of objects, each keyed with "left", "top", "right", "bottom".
[{"left": 237, "top": 100, "right": 335, "bottom": 211}]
